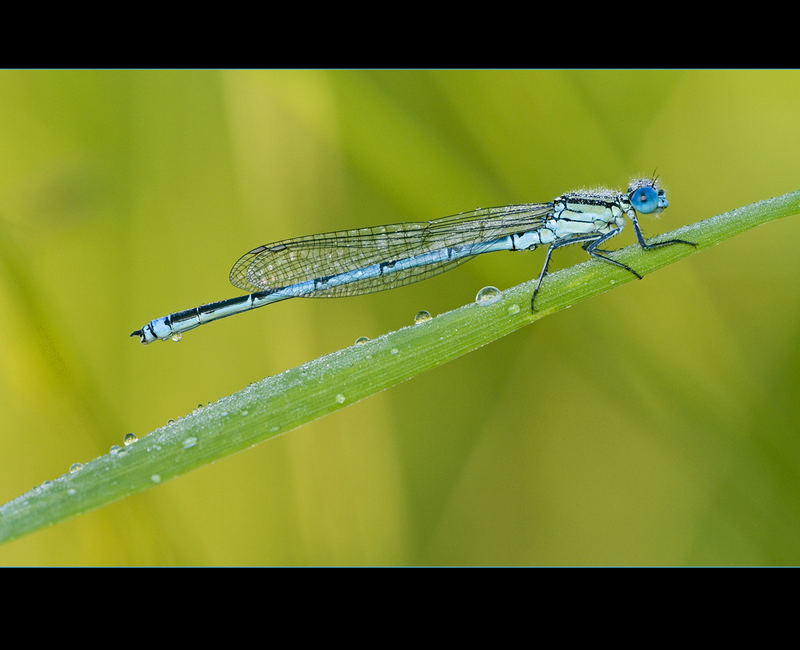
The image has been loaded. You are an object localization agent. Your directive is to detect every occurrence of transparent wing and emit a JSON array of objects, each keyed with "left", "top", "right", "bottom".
[{"left": 229, "top": 203, "right": 551, "bottom": 297}]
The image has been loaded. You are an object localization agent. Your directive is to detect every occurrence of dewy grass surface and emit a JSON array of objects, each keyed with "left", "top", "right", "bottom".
[{"left": 1, "top": 187, "right": 799, "bottom": 545}]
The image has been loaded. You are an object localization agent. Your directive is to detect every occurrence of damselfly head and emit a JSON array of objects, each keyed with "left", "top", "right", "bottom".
[{"left": 627, "top": 178, "right": 668, "bottom": 215}]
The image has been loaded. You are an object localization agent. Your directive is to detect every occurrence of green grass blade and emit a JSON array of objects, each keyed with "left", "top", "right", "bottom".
[{"left": 2, "top": 187, "right": 799, "bottom": 545}]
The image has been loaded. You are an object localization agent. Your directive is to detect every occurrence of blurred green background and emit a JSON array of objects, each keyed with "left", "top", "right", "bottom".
[{"left": 0, "top": 69, "right": 799, "bottom": 565}]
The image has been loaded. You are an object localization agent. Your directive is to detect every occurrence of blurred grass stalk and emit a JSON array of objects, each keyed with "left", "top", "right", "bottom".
[{"left": 1, "top": 187, "right": 799, "bottom": 545}]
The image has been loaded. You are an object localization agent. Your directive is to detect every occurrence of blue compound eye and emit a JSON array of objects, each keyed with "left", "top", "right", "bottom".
[{"left": 630, "top": 186, "right": 659, "bottom": 214}]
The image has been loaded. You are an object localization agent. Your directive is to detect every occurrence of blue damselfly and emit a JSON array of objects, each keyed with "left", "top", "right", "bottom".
[{"left": 131, "top": 178, "right": 694, "bottom": 344}]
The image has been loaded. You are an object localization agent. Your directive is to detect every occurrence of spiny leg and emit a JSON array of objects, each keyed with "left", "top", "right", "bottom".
[
  {"left": 582, "top": 220, "right": 697, "bottom": 290},
  {"left": 530, "top": 220, "right": 696, "bottom": 312},
  {"left": 583, "top": 227, "right": 643, "bottom": 280},
  {"left": 628, "top": 210, "right": 697, "bottom": 250},
  {"left": 531, "top": 233, "right": 605, "bottom": 311},
  {"left": 530, "top": 244, "right": 558, "bottom": 311}
]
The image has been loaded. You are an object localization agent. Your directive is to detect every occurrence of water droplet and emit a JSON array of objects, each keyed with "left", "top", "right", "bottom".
[
  {"left": 413, "top": 310, "right": 432, "bottom": 325},
  {"left": 123, "top": 432, "right": 138, "bottom": 446},
  {"left": 507, "top": 303, "right": 521, "bottom": 315},
  {"left": 475, "top": 286, "right": 501, "bottom": 305},
  {"left": 609, "top": 279, "right": 616, "bottom": 285},
  {"left": 391, "top": 347, "right": 399, "bottom": 355},
  {"left": 335, "top": 393, "right": 346, "bottom": 404},
  {"left": 241, "top": 410, "right": 249, "bottom": 416},
  {"left": 167, "top": 418, "right": 175, "bottom": 425},
  {"left": 182, "top": 437, "right": 198, "bottom": 449},
  {"left": 151, "top": 474, "right": 161, "bottom": 484},
  {"left": 170, "top": 332, "right": 182, "bottom": 342},
  {"left": 69, "top": 462, "right": 84, "bottom": 473},
  {"left": 67, "top": 488, "right": 77, "bottom": 496},
  {"left": 354, "top": 336, "right": 369, "bottom": 346},
  {"left": 109, "top": 444, "right": 122, "bottom": 455}
]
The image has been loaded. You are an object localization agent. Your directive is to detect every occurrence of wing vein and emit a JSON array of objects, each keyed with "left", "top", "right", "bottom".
[{"left": 229, "top": 203, "right": 551, "bottom": 296}]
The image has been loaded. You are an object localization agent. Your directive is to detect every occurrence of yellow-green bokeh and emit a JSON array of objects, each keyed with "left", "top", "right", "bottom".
[{"left": 1, "top": 70, "right": 799, "bottom": 565}]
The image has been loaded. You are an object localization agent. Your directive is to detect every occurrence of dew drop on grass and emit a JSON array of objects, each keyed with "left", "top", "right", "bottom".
[
  {"left": 507, "top": 303, "right": 521, "bottom": 315},
  {"left": 182, "top": 437, "right": 198, "bottom": 449},
  {"left": 475, "top": 286, "right": 501, "bottom": 305},
  {"left": 69, "top": 462, "right": 84, "bottom": 473},
  {"left": 171, "top": 332, "right": 182, "bottom": 342},
  {"left": 123, "top": 432, "right": 138, "bottom": 446},
  {"left": 336, "top": 393, "right": 346, "bottom": 404},
  {"left": 413, "top": 310, "right": 432, "bottom": 325},
  {"left": 151, "top": 474, "right": 161, "bottom": 484},
  {"left": 354, "top": 336, "right": 369, "bottom": 346}
]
